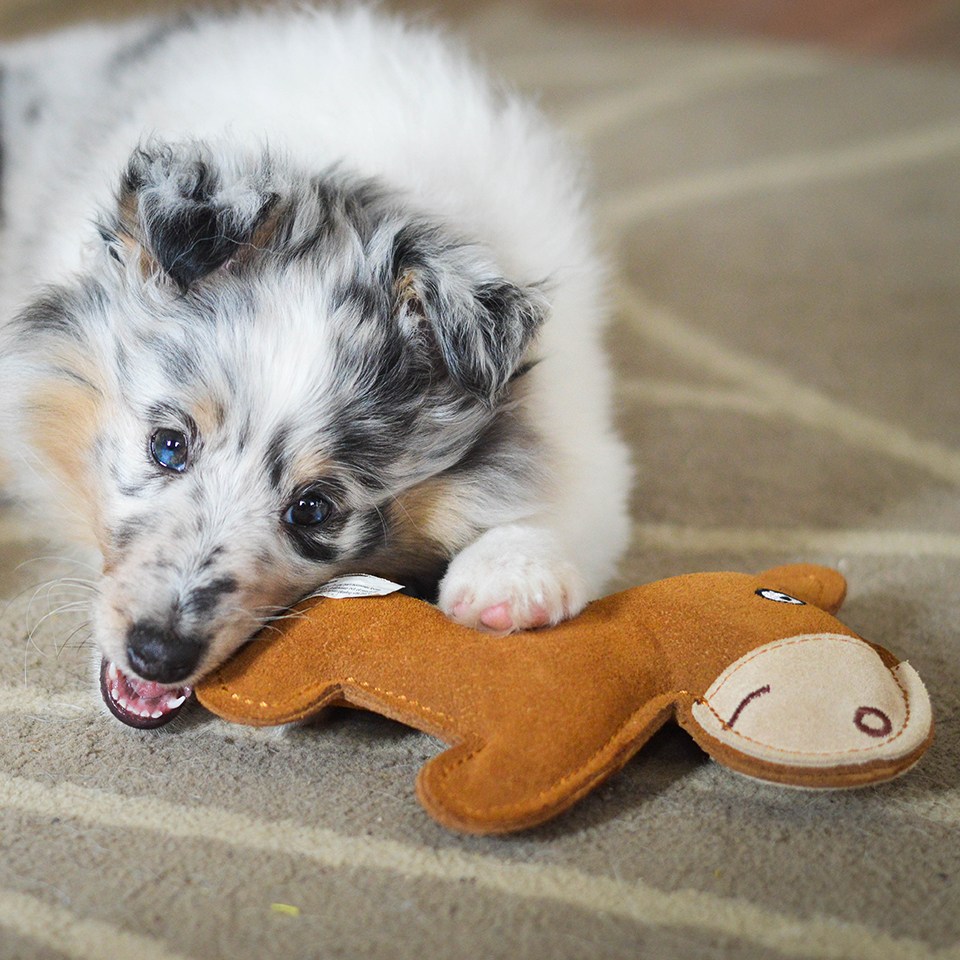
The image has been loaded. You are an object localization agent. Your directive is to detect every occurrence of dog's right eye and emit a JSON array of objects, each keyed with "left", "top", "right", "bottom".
[
  {"left": 150, "top": 429, "right": 189, "bottom": 473},
  {"left": 283, "top": 488, "right": 333, "bottom": 526}
]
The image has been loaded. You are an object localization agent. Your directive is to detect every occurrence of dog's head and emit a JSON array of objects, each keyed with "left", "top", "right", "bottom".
[{"left": 2, "top": 140, "right": 547, "bottom": 719}]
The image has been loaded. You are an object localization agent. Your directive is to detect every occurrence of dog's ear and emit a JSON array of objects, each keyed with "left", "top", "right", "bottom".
[
  {"left": 390, "top": 225, "right": 547, "bottom": 403},
  {"left": 104, "top": 142, "right": 279, "bottom": 292}
]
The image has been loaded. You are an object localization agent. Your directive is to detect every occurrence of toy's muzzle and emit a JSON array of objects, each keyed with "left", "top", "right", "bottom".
[{"left": 688, "top": 633, "right": 933, "bottom": 787}]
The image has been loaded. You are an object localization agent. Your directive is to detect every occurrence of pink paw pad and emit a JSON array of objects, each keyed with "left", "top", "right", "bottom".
[{"left": 480, "top": 602, "right": 550, "bottom": 632}]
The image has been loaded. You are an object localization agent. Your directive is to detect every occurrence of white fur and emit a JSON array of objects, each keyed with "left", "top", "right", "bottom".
[{"left": 0, "top": 4, "right": 632, "bottom": 679}]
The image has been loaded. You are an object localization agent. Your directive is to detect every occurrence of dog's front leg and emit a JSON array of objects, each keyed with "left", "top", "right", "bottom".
[{"left": 437, "top": 523, "right": 587, "bottom": 632}]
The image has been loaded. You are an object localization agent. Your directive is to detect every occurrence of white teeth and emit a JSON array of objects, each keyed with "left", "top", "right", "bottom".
[
  {"left": 118, "top": 698, "right": 129, "bottom": 710},
  {"left": 151, "top": 710, "right": 163, "bottom": 719},
  {"left": 167, "top": 696, "right": 186, "bottom": 709},
  {"left": 108, "top": 663, "right": 118, "bottom": 681}
]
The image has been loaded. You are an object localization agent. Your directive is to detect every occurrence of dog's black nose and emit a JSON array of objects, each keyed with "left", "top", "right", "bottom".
[{"left": 126, "top": 621, "right": 202, "bottom": 683}]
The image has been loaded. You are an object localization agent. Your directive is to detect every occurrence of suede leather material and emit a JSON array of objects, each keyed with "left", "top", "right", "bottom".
[{"left": 196, "top": 564, "right": 933, "bottom": 834}]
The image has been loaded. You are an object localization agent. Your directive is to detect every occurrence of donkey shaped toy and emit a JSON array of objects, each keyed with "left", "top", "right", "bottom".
[{"left": 193, "top": 564, "right": 933, "bottom": 833}]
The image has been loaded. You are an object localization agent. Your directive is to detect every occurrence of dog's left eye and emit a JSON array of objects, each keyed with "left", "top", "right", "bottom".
[
  {"left": 150, "top": 429, "right": 189, "bottom": 473},
  {"left": 284, "top": 488, "right": 333, "bottom": 526}
]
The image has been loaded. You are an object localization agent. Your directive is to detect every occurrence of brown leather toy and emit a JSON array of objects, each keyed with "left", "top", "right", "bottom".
[{"left": 196, "top": 564, "right": 934, "bottom": 834}]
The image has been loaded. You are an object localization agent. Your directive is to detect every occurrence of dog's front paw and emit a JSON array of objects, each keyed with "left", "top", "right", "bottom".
[{"left": 438, "top": 525, "right": 587, "bottom": 632}]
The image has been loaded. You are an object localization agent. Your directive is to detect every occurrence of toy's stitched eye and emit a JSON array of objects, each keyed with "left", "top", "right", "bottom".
[
  {"left": 755, "top": 589, "right": 805, "bottom": 605},
  {"left": 854, "top": 706, "right": 893, "bottom": 738},
  {"left": 284, "top": 488, "right": 334, "bottom": 526},
  {"left": 150, "top": 429, "right": 189, "bottom": 473}
]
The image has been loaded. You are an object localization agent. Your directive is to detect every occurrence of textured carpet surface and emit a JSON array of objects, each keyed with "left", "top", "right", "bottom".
[{"left": 1, "top": 3, "right": 958, "bottom": 959}]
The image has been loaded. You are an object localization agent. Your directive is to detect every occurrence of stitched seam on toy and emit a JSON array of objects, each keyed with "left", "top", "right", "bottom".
[
  {"left": 434, "top": 696, "right": 678, "bottom": 817},
  {"left": 218, "top": 677, "right": 459, "bottom": 726},
  {"left": 710, "top": 634, "right": 864, "bottom": 694},
  {"left": 218, "top": 680, "right": 272, "bottom": 711},
  {"left": 344, "top": 677, "right": 459, "bottom": 726},
  {"left": 697, "top": 635, "right": 912, "bottom": 756}
]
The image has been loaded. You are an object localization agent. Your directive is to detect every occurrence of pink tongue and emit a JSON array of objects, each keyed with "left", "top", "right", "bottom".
[
  {"left": 127, "top": 677, "right": 172, "bottom": 702},
  {"left": 100, "top": 658, "right": 191, "bottom": 729}
]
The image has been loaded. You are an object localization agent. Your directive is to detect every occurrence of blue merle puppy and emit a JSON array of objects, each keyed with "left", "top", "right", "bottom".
[{"left": 0, "top": 5, "right": 632, "bottom": 726}]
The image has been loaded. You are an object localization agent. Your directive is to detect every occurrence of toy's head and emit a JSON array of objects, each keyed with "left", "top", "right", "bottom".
[
  {"left": 196, "top": 564, "right": 934, "bottom": 833},
  {"left": 637, "top": 564, "right": 933, "bottom": 791}
]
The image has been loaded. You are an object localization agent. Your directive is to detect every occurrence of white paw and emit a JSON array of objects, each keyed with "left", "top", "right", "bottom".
[{"left": 437, "top": 526, "right": 587, "bottom": 632}]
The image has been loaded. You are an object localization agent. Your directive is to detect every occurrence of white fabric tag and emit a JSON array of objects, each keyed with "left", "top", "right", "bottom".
[{"left": 312, "top": 574, "right": 405, "bottom": 599}]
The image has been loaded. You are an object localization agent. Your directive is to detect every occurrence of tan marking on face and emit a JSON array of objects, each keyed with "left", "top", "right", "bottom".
[
  {"left": 278, "top": 449, "right": 338, "bottom": 494},
  {"left": 26, "top": 375, "right": 106, "bottom": 548},
  {"left": 189, "top": 394, "right": 227, "bottom": 439},
  {"left": 389, "top": 475, "right": 473, "bottom": 555}
]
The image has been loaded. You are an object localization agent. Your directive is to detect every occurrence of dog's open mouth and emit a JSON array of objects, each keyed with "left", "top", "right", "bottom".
[{"left": 99, "top": 658, "right": 191, "bottom": 729}]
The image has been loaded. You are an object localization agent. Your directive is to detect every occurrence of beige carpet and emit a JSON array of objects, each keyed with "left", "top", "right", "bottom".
[{"left": 1, "top": 3, "right": 959, "bottom": 958}]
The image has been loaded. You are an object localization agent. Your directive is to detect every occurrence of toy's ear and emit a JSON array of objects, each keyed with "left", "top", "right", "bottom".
[{"left": 758, "top": 564, "right": 847, "bottom": 614}]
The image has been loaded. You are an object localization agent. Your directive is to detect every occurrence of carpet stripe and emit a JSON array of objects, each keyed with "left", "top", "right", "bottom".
[
  {"left": 602, "top": 121, "right": 960, "bottom": 228},
  {"left": 884, "top": 791, "right": 960, "bottom": 826},
  {"left": 0, "top": 684, "right": 397, "bottom": 747},
  {"left": 560, "top": 49, "right": 825, "bottom": 137},
  {"left": 620, "top": 378, "right": 960, "bottom": 479},
  {"left": 619, "top": 379, "right": 785, "bottom": 417},
  {"left": 0, "top": 685, "right": 88, "bottom": 719},
  {"left": 0, "top": 684, "right": 286, "bottom": 739},
  {"left": 683, "top": 777, "right": 960, "bottom": 828},
  {"left": 0, "top": 887, "right": 197, "bottom": 960},
  {"left": 487, "top": 14, "right": 822, "bottom": 89},
  {"left": 632, "top": 522, "right": 960, "bottom": 558},
  {"left": 0, "top": 773, "right": 953, "bottom": 960},
  {"left": 617, "top": 285, "right": 960, "bottom": 486},
  {"left": 493, "top": 48, "right": 660, "bottom": 86},
  {"left": 2, "top": 687, "right": 959, "bottom": 825}
]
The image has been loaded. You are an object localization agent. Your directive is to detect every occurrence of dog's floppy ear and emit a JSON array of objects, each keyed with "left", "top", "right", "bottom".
[
  {"left": 104, "top": 141, "right": 278, "bottom": 292},
  {"left": 390, "top": 224, "right": 547, "bottom": 403}
]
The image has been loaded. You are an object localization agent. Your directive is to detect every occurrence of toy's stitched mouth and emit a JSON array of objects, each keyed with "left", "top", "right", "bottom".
[{"left": 99, "top": 658, "right": 191, "bottom": 729}]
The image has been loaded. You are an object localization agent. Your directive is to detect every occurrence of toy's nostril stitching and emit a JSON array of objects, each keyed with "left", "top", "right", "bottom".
[
  {"left": 854, "top": 706, "right": 893, "bottom": 738},
  {"left": 725, "top": 684, "right": 771, "bottom": 729}
]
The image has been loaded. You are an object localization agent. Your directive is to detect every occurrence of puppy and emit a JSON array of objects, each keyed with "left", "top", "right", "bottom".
[{"left": 0, "top": 5, "right": 632, "bottom": 725}]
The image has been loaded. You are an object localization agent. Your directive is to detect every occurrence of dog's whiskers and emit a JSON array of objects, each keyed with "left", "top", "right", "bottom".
[
  {"left": 14, "top": 554, "right": 101, "bottom": 577},
  {"left": 214, "top": 604, "right": 289, "bottom": 640},
  {"left": 8, "top": 567, "right": 97, "bottom": 685},
  {"left": 22, "top": 579, "right": 96, "bottom": 636},
  {"left": 259, "top": 610, "right": 311, "bottom": 624},
  {"left": 28, "top": 599, "right": 93, "bottom": 644},
  {"left": 55, "top": 620, "right": 94, "bottom": 657},
  {"left": 3, "top": 569, "right": 99, "bottom": 615}
]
